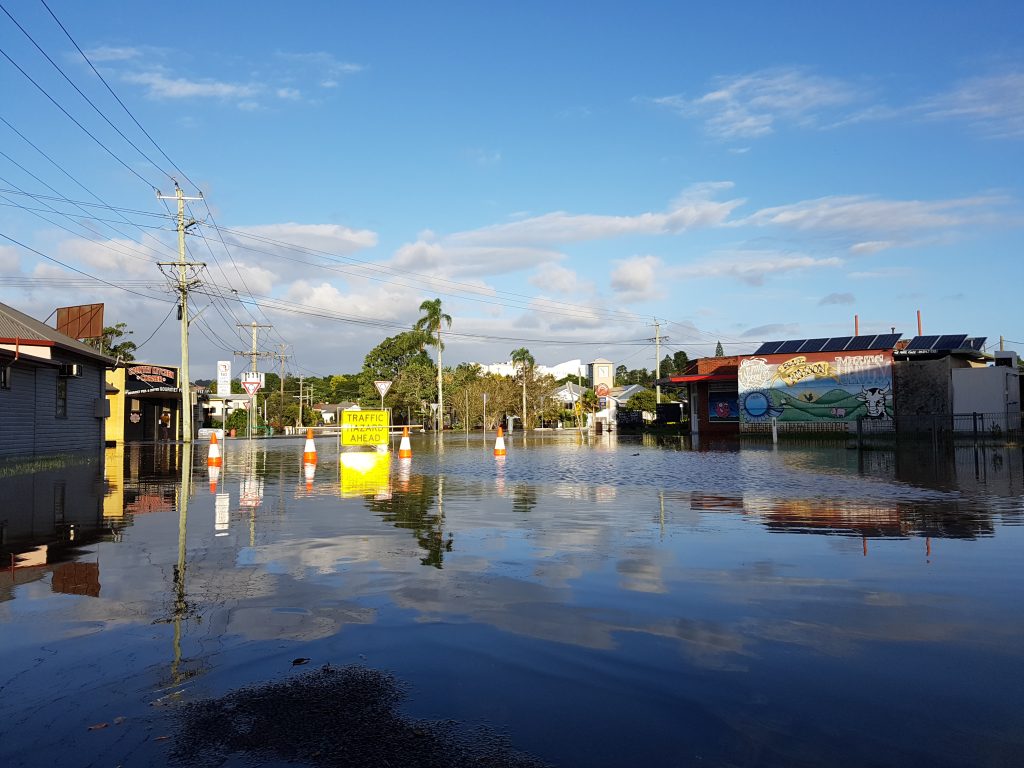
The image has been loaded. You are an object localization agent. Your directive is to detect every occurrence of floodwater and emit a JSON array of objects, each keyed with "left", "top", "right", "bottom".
[{"left": 1, "top": 432, "right": 1022, "bottom": 767}]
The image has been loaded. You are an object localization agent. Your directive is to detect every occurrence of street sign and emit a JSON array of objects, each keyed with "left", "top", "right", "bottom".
[
  {"left": 216, "top": 360, "right": 232, "bottom": 396},
  {"left": 374, "top": 380, "right": 392, "bottom": 398},
  {"left": 242, "top": 380, "right": 262, "bottom": 396},
  {"left": 341, "top": 409, "right": 389, "bottom": 446}
]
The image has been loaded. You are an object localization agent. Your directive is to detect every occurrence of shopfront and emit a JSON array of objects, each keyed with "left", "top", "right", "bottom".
[{"left": 106, "top": 364, "right": 181, "bottom": 444}]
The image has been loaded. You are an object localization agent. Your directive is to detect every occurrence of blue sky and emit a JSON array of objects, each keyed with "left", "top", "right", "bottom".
[{"left": 1, "top": 1, "right": 1021, "bottom": 377}]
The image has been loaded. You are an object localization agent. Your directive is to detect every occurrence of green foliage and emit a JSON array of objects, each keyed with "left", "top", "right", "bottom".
[
  {"left": 85, "top": 322, "right": 137, "bottom": 361},
  {"left": 672, "top": 350, "right": 690, "bottom": 374},
  {"left": 624, "top": 390, "right": 657, "bottom": 413},
  {"left": 714, "top": 341, "right": 725, "bottom": 357}
]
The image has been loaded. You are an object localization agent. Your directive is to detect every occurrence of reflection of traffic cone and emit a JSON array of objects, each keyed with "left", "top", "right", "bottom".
[
  {"left": 495, "top": 454, "right": 506, "bottom": 494},
  {"left": 209, "top": 465, "right": 220, "bottom": 494},
  {"left": 208, "top": 432, "right": 222, "bottom": 467},
  {"left": 303, "top": 429, "right": 317, "bottom": 464},
  {"left": 494, "top": 426, "right": 506, "bottom": 457},
  {"left": 397, "top": 452, "right": 411, "bottom": 492},
  {"left": 398, "top": 426, "right": 412, "bottom": 459},
  {"left": 304, "top": 461, "right": 315, "bottom": 492}
]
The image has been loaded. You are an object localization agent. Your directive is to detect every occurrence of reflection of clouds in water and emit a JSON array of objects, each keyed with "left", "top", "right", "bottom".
[{"left": 226, "top": 602, "right": 375, "bottom": 642}]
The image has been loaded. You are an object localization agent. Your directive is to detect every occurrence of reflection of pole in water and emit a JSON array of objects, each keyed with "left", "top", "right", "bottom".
[
  {"left": 926, "top": 536, "right": 931, "bottom": 562},
  {"left": 659, "top": 491, "right": 665, "bottom": 540},
  {"left": 862, "top": 535, "right": 868, "bottom": 557},
  {"left": 171, "top": 443, "right": 193, "bottom": 684}
]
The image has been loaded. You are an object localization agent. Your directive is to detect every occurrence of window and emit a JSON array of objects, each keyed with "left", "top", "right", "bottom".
[
  {"left": 56, "top": 377, "right": 67, "bottom": 418},
  {"left": 0, "top": 364, "right": 9, "bottom": 390}
]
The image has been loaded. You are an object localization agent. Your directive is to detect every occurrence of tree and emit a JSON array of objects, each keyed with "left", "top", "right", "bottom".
[
  {"left": 359, "top": 331, "right": 434, "bottom": 419},
  {"left": 672, "top": 350, "right": 690, "bottom": 375},
  {"left": 510, "top": 347, "right": 535, "bottom": 429},
  {"left": 624, "top": 390, "right": 657, "bottom": 413},
  {"left": 615, "top": 364, "right": 628, "bottom": 386},
  {"left": 414, "top": 299, "right": 452, "bottom": 430},
  {"left": 86, "top": 322, "right": 137, "bottom": 361},
  {"left": 714, "top": 340, "right": 725, "bottom": 357},
  {"left": 661, "top": 355, "right": 674, "bottom": 377}
]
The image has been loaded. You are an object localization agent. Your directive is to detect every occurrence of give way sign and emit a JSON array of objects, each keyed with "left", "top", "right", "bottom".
[{"left": 242, "top": 379, "right": 262, "bottom": 396}]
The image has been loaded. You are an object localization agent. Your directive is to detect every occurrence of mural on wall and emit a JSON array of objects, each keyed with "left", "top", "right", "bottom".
[
  {"left": 707, "top": 390, "right": 739, "bottom": 421},
  {"left": 738, "top": 351, "right": 894, "bottom": 424}
]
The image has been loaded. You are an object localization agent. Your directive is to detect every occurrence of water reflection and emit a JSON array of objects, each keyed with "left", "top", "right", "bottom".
[{"left": 0, "top": 436, "right": 1021, "bottom": 768}]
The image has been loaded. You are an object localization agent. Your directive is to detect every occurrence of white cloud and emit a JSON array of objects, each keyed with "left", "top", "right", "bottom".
[
  {"left": 819, "top": 292, "right": 856, "bottom": 306},
  {"left": 0, "top": 245, "right": 20, "bottom": 275},
  {"left": 123, "top": 71, "right": 259, "bottom": 100},
  {"left": 676, "top": 251, "right": 843, "bottom": 286},
  {"left": 391, "top": 240, "right": 561, "bottom": 278},
  {"left": 83, "top": 46, "right": 142, "bottom": 62},
  {"left": 742, "top": 322, "right": 801, "bottom": 338},
  {"left": 849, "top": 240, "right": 898, "bottom": 255},
  {"left": 737, "top": 194, "right": 1007, "bottom": 234},
  {"left": 227, "top": 223, "right": 378, "bottom": 255},
  {"left": 528, "top": 264, "right": 588, "bottom": 295},
  {"left": 920, "top": 71, "right": 1024, "bottom": 139},
  {"left": 450, "top": 183, "right": 741, "bottom": 246},
  {"left": 467, "top": 148, "right": 502, "bottom": 166},
  {"left": 652, "top": 68, "right": 862, "bottom": 139},
  {"left": 275, "top": 51, "right": 364, "bottom": 83},
  {"left": 276, "top": 87, "right": 302, "bottom": 100},
  {"left": 610, "top": 255, "right": 663, "bottom": 302}
]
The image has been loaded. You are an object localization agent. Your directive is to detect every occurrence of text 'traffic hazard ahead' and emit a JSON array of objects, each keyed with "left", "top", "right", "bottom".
[{"left": 341, "top": 409, "right": 390, "bottom": 446}]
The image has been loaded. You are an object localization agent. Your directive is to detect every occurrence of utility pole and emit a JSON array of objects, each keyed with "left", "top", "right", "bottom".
[
  {"left": 649, "top": 320, "right": 669, "bottom": 405},
  {"left": 276, "top": 343, "right": 288, "bottom": 428},
  {"left": 156, "top": 182, "right": 203, "bottom": 443},
  {"left": 233, "top": 322, "right": 273, "bottom": 440}
]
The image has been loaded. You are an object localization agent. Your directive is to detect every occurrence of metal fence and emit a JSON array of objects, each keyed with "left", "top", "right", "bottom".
[{"left": 895, "top": 411, "right": 1022, "bottom": 441}]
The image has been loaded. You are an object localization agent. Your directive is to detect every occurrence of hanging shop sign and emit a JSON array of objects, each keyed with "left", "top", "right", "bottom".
[{"left": 125, "top": 364, "right": 179, "bottom": 394}]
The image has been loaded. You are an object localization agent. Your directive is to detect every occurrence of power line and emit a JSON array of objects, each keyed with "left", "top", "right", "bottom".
[
  {"left": 0, "top": 43, "right": 157, "bottom": 189},
  {"left": 0, "top": 2, "right": 175, "bottom": 183},
  {"left": 38, "top": 0, "right": 202, "bottom": 194}
]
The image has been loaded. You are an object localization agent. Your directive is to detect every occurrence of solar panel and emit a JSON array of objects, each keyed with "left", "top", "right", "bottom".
[
  {"left": 966, "top": 337, "right": 987, "bottom": 350},
  {"left": 799, "top": 338, "right": 829, "bottom": 353},
  {"left": 906, "top": 335, "right": 940, "bottom": 351},
  {"left": 935, "top": 333, "right": 968, "bottom": 350},
  {"left": 846, "top": 335, "right": 879, "bottom": 351},
  {"left": 754, "top": 341, "right": 784, "bottom": 355},
  {"left": 822, "top": 336, "right": 853, "bottom": 352},
  {"left": 872, "top": 333, "right": 901, "bottom": 349},
  {"left": 775, "top": 339, "right": 805, "bottom": 354}
]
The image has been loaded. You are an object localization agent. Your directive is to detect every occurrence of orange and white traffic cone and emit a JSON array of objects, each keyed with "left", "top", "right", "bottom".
[
  {"left": 303, "top": 428, "right": 317, "bottom": 464},
  {"left": 398, "top": 426, "right": 412, "bottom": 459},
  {"left": 494, "top": 426, "right": 506, "bottom": 457},
  {"left": 304, "top": 461, "right": 316, "bottom": 492},
  {"left": 209, "top": 464, "right": 220, "bottom": 494},
  {"left": 208, "top": 431, "right": 223, "bottom": 467}
]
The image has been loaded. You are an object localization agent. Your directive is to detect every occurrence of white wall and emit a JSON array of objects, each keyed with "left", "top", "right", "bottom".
[{"left": 952, "top": 366, "right": 1021, "bottom": 431}]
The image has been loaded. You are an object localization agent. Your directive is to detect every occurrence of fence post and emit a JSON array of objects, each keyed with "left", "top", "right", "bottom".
[
  {"left": 856, "top": 415, "right": 863, "bottom": 450},
  {"left": 973, "top": 412, "right": 979, "bottom": 443}
]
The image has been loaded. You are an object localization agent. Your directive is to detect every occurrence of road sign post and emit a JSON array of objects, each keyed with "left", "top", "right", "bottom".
[{"left": 374, "top": 380, "right": 392, "bottom": 411}]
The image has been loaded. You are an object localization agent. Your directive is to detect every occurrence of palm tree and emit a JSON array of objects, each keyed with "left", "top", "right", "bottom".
[
  {"left": 414, "top": 298, "right": 452, "bottom": 430},
  {"left": 510, "top": 347, "right": 535, "bottom": 429}
]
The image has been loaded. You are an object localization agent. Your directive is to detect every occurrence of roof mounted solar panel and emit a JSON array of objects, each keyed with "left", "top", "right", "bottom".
[
  {"left": 776, "top": 339, "right": 806, "bottom": 354},
  {"left": 800, "top": 338, "right": 829, "bottom": 353},
  {"left": 966, "top": 337, "right": 987, "bottom": 350},
  {"left": 754, "top": 341, "right": 784, "bottom": 355},
  {"left": 822, "top": 336, "right": 853, "bottom": 352},
  {"left": 872, "top": 333, "right": 901, "bottom": 349},
  {"left": 906, "top": 335, "right": 940, "bottom": 351},
  {"left": 935, "top": 333, "right": 968, "bottom": 350},
  {"left": 846, "top": 335, "right": 879, "bottom": 351}
]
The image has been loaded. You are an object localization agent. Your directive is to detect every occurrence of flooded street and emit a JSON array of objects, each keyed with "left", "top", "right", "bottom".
[{"left": 2, "top": 433, "right": 1023, "bottom": 767}]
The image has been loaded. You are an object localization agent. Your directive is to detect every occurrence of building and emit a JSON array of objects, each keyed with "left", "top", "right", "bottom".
[
  {"left": 0, "top": 301, "right": 113, "bottom": 459},
  {"left": 106, "top": 363, "right": 186, "bottom": 444},
  {"left": 660, "top": 356, "right": 739, "bottom": 437},
  {"left": 587, "top": 358, "right": 614, "bottom": 390}
]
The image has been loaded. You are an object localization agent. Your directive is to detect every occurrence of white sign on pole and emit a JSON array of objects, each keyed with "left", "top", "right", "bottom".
[
  {"left": 242, "top": 380, "right": 262, "bottom": 396},
  {"left": 216, "top": 360, "right": 232, "bottom": 396},
  {"left": 374, "top": 380, "right": 392, "bottom": 398}
]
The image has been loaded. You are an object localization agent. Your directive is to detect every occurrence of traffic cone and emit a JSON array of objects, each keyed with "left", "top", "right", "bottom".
[
  {"left": 209, "top": 464, "right": 220, "bottom": 494},
  {"left": 303, "top": 428, "right": 317, "bottom": 464},
  {"left": 208, "top": 432, "right": 222, "bottom": 467},
  {"left": 398, "top": 426, "right": 412, "bottom": 459},
  {"left": 494, "top": 426, "right": 506, "bottom": 457},
  {"left": 304, "top": 461, "right": 316, "bottom": 492}
]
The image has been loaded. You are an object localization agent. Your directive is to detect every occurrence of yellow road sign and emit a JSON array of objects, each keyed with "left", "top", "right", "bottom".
[
  {"left": 341, "top": 410, "right": 389, "bottom": 427},
  {"left": 342, "top": 427, "right": 389, "bottom": 446}
]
